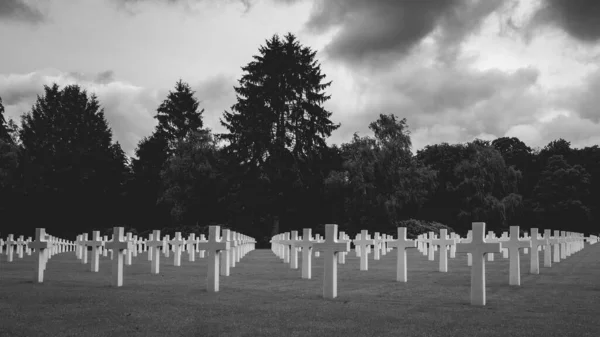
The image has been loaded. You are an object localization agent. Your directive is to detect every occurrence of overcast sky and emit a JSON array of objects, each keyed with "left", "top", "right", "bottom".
[{"left": 1, "top": 0, "right": 600, "bottom": 156}]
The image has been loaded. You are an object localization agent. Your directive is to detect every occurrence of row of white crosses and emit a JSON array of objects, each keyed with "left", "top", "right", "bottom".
[
  {"left": 271, "top": 225, "right": 417, "bottom": 299},
  {"left": 1, "top": 232, "right": 75, "bottom": 265},
  {"left": 270, "top": 223, "right": 594, "bottom": 305},
  {"left": 7, "top": 229, "right": 76, "bottom": 282},
  {"left": 143, "top": 227, "right": 256, "bottom": 291},
  {"left": 20, "top": 226, "right": 256, "bottom": 291},
  {"left": 271, "top": 229, "right": 395, "bottom": 268},
  {"left": 436, "top": 224, "right": 589, "bottom": 305},
  {"left": 2, "top": 234, "right": 33, "bottom": 262}
]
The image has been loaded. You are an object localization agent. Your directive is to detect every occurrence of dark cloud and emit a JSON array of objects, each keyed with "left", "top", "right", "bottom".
[
  {"left": 110, "top": 0, "right": 255, "bottom": 13},
  {"left": 95, "top": 71, "right": 116, "bottom": 84},
  {"left": 324, "top": 56, "right": 543, "bottom": 150},
  {"left": 303, "top": 0, "right": 507, "bottom": 68},
  {"left": 394, "top": 67, "right": 539, "bottom": 118},
  {"left": 435, "top": 0, "right": 507, "bottom": 62},
  {"left": 0, "top": 72, "right": 48, "bottom": 105},
  {"left": 538, "top": 114, "right": 600, "bottom": 149},
  {"left": 564, "top": 69, "right": 600, "bottom": 123},
  {"left": 67, "top": 70, "right": 117, "bottom": 85},
  {"left": 528, "top": 0, "right": 600, "bottom": 43},
  {"left": 0, "top": 0, "right": 44, "bottom": 23},
  {"left": 192, "top": 74, "right": 237, "bottom": 132}
]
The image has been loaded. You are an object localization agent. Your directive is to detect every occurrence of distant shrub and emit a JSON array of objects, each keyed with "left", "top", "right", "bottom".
[{"left": 393, "top": 219, "right": 455, "bottom": 239}]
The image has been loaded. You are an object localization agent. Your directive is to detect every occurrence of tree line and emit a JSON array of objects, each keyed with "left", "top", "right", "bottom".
[{"left": 1, "top": 33, "right": 598, "bottom": 246}]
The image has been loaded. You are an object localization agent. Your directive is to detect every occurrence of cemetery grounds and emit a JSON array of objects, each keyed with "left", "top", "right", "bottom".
[{"left": 1, "top": 244, "right": 599, "bottom": 337}]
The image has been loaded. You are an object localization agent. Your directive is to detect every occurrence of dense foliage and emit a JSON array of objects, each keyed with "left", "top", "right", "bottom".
[{"left": 1, "top": 34, "right": 598, "bottom": 245}]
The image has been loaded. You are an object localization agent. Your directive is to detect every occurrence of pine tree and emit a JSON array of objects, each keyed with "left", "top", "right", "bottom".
[
  {"left": 130, "top": 79, "right": 205, "bottom": 229},
  {"left": 155, "top": 80, "right": 204, "bottom": 152},
  {"left": 219, "top": 33, "right": 339, "bottom": 238},
  {"left": 0, "top": 96, "right": 11, "bottom": 143},
  {"left": 19, "top": 84, "right": 127, "bottom": 237},
  {"left": 220, "top": 33, "right": 338, "bottom": 166}
]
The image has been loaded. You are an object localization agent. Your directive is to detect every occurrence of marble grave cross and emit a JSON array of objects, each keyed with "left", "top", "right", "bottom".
[
  {"left": 455, "top": 222, "right": 501, "bottom": 306},
  {"left": 105, "top": 227, "right": 133, "bottom": 287},
  {"left": 387, "top": 227, "right": 417, "bottom": 282},
  {"left": 501, "top": 226, "right": 532, "bottom": 286},
  {"left": 86, "top": 231, "right": 104, "bottom": 273},
  {"left": 529, "top": 228, "right": 548, "bottom": 274},
  {"left": 170, "top": 232, "right": 186, "bottom": 267},
  {"left": 197, "top": 225, "right": 230, "bottom": 292},
  {"left": 313, "top": 224, "right": 350, "bottom": 299},
  {"left": 219, "top": 229, "right": 232, "bottom": 277},
  {"left": 146, "top": 230, "right": 164, "bottom": 274},
  {"left": 353, "top": 230, "right": 374, "bottom": 271},
  {"left": 432, "top": 229, "right": 456, "bottom": 272},
  {"left": 28, "top": 228, "right": 51, "bottom": 283},
  {"left": 292, "top": 228, "right": 315, "bottom": 279}
]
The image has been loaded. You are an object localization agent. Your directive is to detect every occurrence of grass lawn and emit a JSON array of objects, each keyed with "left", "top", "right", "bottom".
[{"left": 1, "top": 243, "right": 599, "bottom": 337}]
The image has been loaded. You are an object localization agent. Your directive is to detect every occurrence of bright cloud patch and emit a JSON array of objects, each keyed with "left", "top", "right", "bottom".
[{"left": 0, "top": 69, "right": 160, "bottom": 156}]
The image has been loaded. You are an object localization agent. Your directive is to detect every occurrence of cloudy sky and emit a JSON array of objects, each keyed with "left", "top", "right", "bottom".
[{"left": 1, "top": 0, "right": 600, "bottom": 156}]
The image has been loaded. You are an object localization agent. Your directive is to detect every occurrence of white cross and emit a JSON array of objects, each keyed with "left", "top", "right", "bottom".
[
  {"left": 559, "top": 231, "right": 569, "bottom": 260},
  {"left": 198, "top": 234, "right": 207, "bottom": 258},
  {"left": 279, "top": 232, "right": 293, "bottom": 264},
  {"left": 529, "top": 228, "right": 548, "bottom": 274},
  {"left": 353, "top": 230, "right": 374, "bottom": 271},
  {"left": 28, "top": 228, "right": 51, "bottom": 283},
  {"left": 387, "top": 227, "right": 416, "bottom": 282},
  {"left": 86, "top": 231, "right": 104, "bottom": 273},
  {"left": 74, "top": 235, "right": 85, "bottom": 260},
  {"left": 16, "top": 235, "right": 26, "bottom": 259},
  {"left": 292, "top": 228, "right": 315, "bottom": 279},
  {"left": 125, "top": 232, "right": 134, "bottom": 265},
  {"left": 449, "top": 233, "right": 459, "bottom": 258},
  {"left": 80, "top": 233, "right": 89, "bottom": 264},
  {"left": 105, "top": 227, "right": 133, "bottom": 287},
  {"left": 228, "top": 232, "right": 236, "bottom": 267},
  {"left": 313, "top": 224, "right": 350, "bottom": 299},
  {"left": 219, "top": 229, "right": 231, "bottom": 276},
  {"left": 197, "top": 226, "right": 230, "bottom": 292},
  {"left": 187, "top": 234, "right": 196, "bottom": 262},
  {"left": 486, "top": 231, "right": 499, "bottom": 261},
  {"left": 103, "top": 235, "right": 110, "bottom": 258},
  {"left": 501, "top": 226, "right": 531, "bottom": 286},
  {"left": 432, "top": 229, "right": 456, "bottom": 272},
  {"left": 455, "top": 222, "right": 501, "bottom": 306},
  {"left": 162, "top": 235, "right": 171, "bottom": 258},
  {"left": 338, "top": 232, "right": 349, "bottom": 264},
  {"left": 552, "top": 230, "right": 562, "bottom": 263},
  {"left": 424, "top": 232, "right": 435, "bottom": 261},
  {"left": 170, "top": 232, "right": 186, "bottom": 267},
  {"left": 372, "top": 232, "right": 383, "bottom": 260},
  {"left": 5, "top": 234, "right": 16, "bottom": 262},
  {"left": 289, "top": 231, "right": 300, "bottom": 270},
  {"left": 132, "top": 235, "right": 139, "bottom": 257},
  {"left": 146, "top": 230, "right": 164, "bottom": 274}
]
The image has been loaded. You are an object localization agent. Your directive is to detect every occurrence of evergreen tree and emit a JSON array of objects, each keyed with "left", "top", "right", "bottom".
[
  {"left": 19, "top": 84, "right": 127, "bottom": 237},
  {"left": 130, "top": 80, "right": 205, "bottom": 229},
  {"left": 155, "top": 80, "right": 204, "bottom": 152},
  {"left": 0, "top": 96, "right": 11, "bottom": 143},
  {"left": 219, "top": 33, "right": 339, "bottom": 239},
  {"left": 129, "top": 131, "right": 170, "bottom": 230},
  {"left": 160, "top": 129, "right": 225, "bottom": 227}
]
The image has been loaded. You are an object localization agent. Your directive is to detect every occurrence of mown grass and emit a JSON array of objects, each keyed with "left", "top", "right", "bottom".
[{"left": 1, "top": 243, "right": 599, "bottom": 337}]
